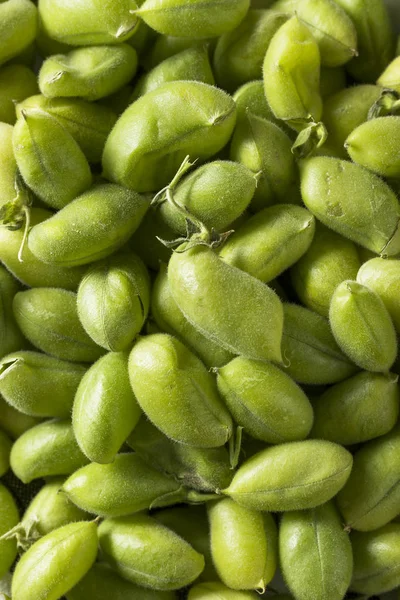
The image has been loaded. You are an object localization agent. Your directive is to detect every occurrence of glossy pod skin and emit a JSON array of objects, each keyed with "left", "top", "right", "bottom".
[
  {"left": 0, "top": 351, "right": 87, "bottom": 418},
  {"left": 98, "top": 513, "right": 205, "bottom": 590},
  {"left": 357, "top": 258, "right": 400, "bottom": 333},
  {"left": 0, "top": 266, "right": 26, "bottom": 360},
  {"left": 281, "top": 303, "right": 358, "bottom": 385},
  {"left": 12, "top": 108, "right": 92, "bottom": 210},
  {"left": 300, "top": 157, "right": 400, "bottom": 256},
  {"left": 0, "top": 0, "right": 37, "bottom": 66},
  {"left": 279, "top": 501, "right": 353, "bottom": 600},
  {"left": 0, "top": 65, "right": 38, "bottom": 125},
  {"left": 168, "top": 245, "right": 284, "bottom": 363},
  {"left": 311, "top": 371, "right": 399, "bottom": 445},
  {"left": 13, "top": 288, "right": 104, "bottom": 363},
  {"left": 28, "top": 184, "right": 149, "bottom": 267},
  {"left": 72, "top": 352, "right": 142, "bottom": 463},
  {"left": 329, "top": 280, "right": 398, "bottom": 372},
  {"left": 0, "top": 429, "right": 12, "bottom": 477},
  {"left": 102, "top": 81, "right": 237, "bottom": 192},
  {"left": 128, "top": 334, "right": 233, "bottom": 447},
  {"left": 219, "top": 205, "right": 315, "bottom": 283},
  {"left": 77, "top": 252, "right": 150, "bottom": 352},
  {"left": 217, "top": 357, "right": 314, "bottom": 443},
  {"left": 11, "top": 521, "right": 98, "bottom": 600},
  {"left": 0, "top": 396, "right": 42, "bottom": 440},
  {"left": 0, "top": 484, "right": 19, "bottom": 579},
  {"left": 10, "top": 419, "right": 89, "bottom": 484},
  {"left": 337, "top": 426, "right": 400, "bottom": 531},
  {"left": 223, "top": 440, "right": 353, "bottom": 511}
]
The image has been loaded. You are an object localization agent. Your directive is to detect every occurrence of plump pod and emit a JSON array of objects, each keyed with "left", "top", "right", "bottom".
[
  {"left": 12, "top": 108, "right": 92, "bottom": 210},
  {"left": 168, "top": 245, "right": 284, "bottom": 363},
  {"left": 0, "top": 429, "right": 12, "bottom": 476},
  {"left": 0, "top": 123, "right": 17, "bottom": 208},
  {"left": 233, "top": 80, "right": 286, "bottom": 129},
  {"left": 188, "top": 581, "right": 270, "bottom": 598},
  {"left": 0, "top": 0, "right": 37, "bottom": 66},
  {"left": 0, "top": 396, "right": 42, "bottom": 440},
  {"left": 0, "top": 351, "right": 87, "bottom": 418},
  {"left": 219, "top": 205, "right": 315, "bottom": 282},
  {"left": 329, "top": 280, "right": 397, "bottom": 372},
  {"left": 38, "top": 0, "right": 139, "bottom": 45},
  {"left": 378, "top": 55, "right": 400, "bottom": 91},
  {"left": 98, "top": 513, "right": 205, "bottom": 589},
  {"left": 102, "top": 81, "right": 236, "bottom": 192},
  {"left": 290, "top": 224, "right": 361, "bottom": 317},
  {"left": 217, "top": 357, "right": 313, "bottom": 443},
  {"left": 11, "top": 521, "right": 98, "bottom": 600},
  {"left": 63, "top": 453, "right": 189, "bottom": 517},
  {"left": 0, "top": 266, "right": 26, "bottom": 360},
  {"left": 151, "top": 265, "right": 233, "bottom": 368},
  {"left": 0, "top": 65, "right": 38, "bottom": 125},
  {"left": 337, "top": 426, "right": 400, "bottom": 531},
  {"left": 312, "top": 371, "right": 399, "bottom": 445},
  {"left": 28, "top": 184, "right": 149, "bottom": 267},
  {"left": 73, "top": 352, "right": 142, "bottom": 463},
  {"left": 357, "top": 258, "right": 400, "bottom": 333},
  {"left": 128, "top": 334, "right": 232, "bottom": 447},
  {"left": 13, "top": 288, "right": 104, "bottom": 363},
  {"left": 300, "top": 157, "right": 400, "bottom": 256},
  {"left": 77, "top": 252, "right": 150, "bottom": 352},
  {"left": 208, "top": 498, "right": 277, "bottom": 591},
  {"left": 39, "top": 45, "right": 138, "bottom": 101},
  {"left": 279, "top": 501, "right": 353, "bottom": 600},
  {"left": 159, "top": 161, "right": 256, "bottom": 234},
  {"left": 281, "top": 303, "right": 357, "bottom": 385},
  {"left": 10, "top": 419, "right": 89, "bottom": 483},
  {"left": 263, "top": 16, "right": 322, "bottom": 127},
  {"left": 223, "top": 439, "right": 353, "bottom": 511},
  {"left": 134, "top": 0, "right": 250, "bottom": 38},
  {"left": 0, "top": 484, "right": 19, "bottom": 579}
]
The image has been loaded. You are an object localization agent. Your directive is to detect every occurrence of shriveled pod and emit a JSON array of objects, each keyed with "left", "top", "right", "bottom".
[
  {"left": 0, "top": 266, "right": 27, "bottom": 360},
  {"left": 300, "top": 157, "right": 400, "bottom": 256},
  {"left": 357, "top": 257, "right": 400, "bottom": 333},
  {"left": 188, "top": 583, "right": 258, "bottom": 599},
  {"left": 0, "top": 396, "right": 42, "bottom": 440},
  {"left": 0, "top": 65, "right": 38, "bottom": 125},
  {"left": 279, "top": 501, "right": 353, "bottom": 600},
  {"left": 128, "top": 334, "right": 233, "bottom": 448},
  {"left": 102, "top": 81, "right": 237, "bottom": 192},
  {"left": 12, "top": 108, "right": 92, "bottom": 210},
  {"left": 39, "top": 45, "right": 138, "bottom": 101},
  {"left": 0, "top": 429, "right": 12, "bottom": 477},
  {"left": 0, "top": 484, "right": 19, "bottom": 579},
  {"left": 0, "top": 0, "right": 37, "bottom": 66}
]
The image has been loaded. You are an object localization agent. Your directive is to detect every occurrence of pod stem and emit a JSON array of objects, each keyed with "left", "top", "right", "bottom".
[
  {"left": 0, "top": 172, "right": 32, "bottom": 263},
  {"left": 186, "top": 490, "right": 221, "bottom": 504},
  {"left": 229, "top": 426, "right": 243, "bottom": 470},
  {"left": 0, "top": 517, "right": 41, "bottom": 552}
]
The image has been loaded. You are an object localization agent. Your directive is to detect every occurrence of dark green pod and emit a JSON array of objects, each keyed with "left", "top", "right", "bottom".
[
  {"left": 0, "top": 429, "right": 12, "bottom": 477},
  {"left": 0, "top": 484, "right": 19, "bottom": 579},
  {"left": 319, "top": 66, "right": 346, "bottom": 97},
  {"left": 128, "top": 206, "right": 174, "bottom": 271},
  {"left": 0, "top": 266, "right": 26, "bottom": 360},
  {"left": 357, "top": 257, "right": 400, "bottom": 334},
  {"left": 0, "top": 65, "right": 38, "bottom": 125}
]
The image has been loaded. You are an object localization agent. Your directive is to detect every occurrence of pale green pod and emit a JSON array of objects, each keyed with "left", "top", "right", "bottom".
[
  {"left": 188, "top": 582, "right": 258, "bottom": 599},
  {"left": 208, "top": 499, "right": 277, "bottom": 591},
  {"left": 219, "top": 205, "right": 315, "bottom": 282},
  {"left": 0, "top": 429, "right": 11, "bottom": 476},
  {"left": 127, "top": 416, "right": 232, "bottom": 493},
  {"left": 73, "top": 352, "right": 142, "bottom": 464},
  {"left": 281, "top": 303, "right": 358, "bottom": 385},
  {"left": 128, "top": 334, "right": 233, "bottom": 448},
  {"left": 357, "top": 257, "right": 400, "bottom": 333},
  {"left": 329, "top": 280, "right": 398, "bottom": 372},
  {"left": 39, "top": 45, "right": 138, "bottom": 102},
  {"left": 0, "top": 484, "right": 19, "bottom": 579},
  {"left": 335, "top": 0, "right": 395, "bottom": 82},
  {"left": 263, "top": 16, "right": 322, "bottom": 127},
  {"left": 378, "top": 55, "right": 400, "bottom": 91},
  {"left": 102, "top": 81, "right": 237, "bottom": 192},
  {"left": 217, "top": 357, "right": 313, "bottom": 443},
  {"left": 300, "top": 157, "right": 400, "bottom": 256},
  {"left": 213, "top": 10, "right": 287, "bottom": 92},
  {"left": 28, "top": 184, "right": 149, "bottom": 267},
  {"left": 63, "top": 453, "right": 191, "bottom": 517},
  {"left": 0, "top": 266, "right": 26, "bottom": 359},
  {"left": 290, "top": 224, "right": 361, "bottom": 317},
  {"left": 337, "top": 426, "right": 400, "bottom": 531},
  {"left": 230, "top": 112, "right": 299, "bottom": 211},
  {"left": 77, "top": 252, "right": 150, "bottom": 352},
  {"left": 12, "top": 108, "right": 92, "bottom": 210},
  {"left": 13, "top": 288, "right": 104, "bottom": 363},
  {"left": 11, "top": 521, "right": 98, "bottom": 600},
  {"left": 223, "top": 440, "right": 352, "bottom": 511},
  {"left": 350, "top": 524, "right": 400, "bottom": 595},
  {"left": 279, "top": 501, "right": 353, "bottom": 600},
  {"left": 0, "top": 123, "right": 17, "bottom": 208},
  {"left": 233, "top": 80, "right": 284, "bottom": 126},
  {"left": 151, "top": 265, "right": 233, "bottom": 369},
  {"left": 346, "top": 117, "right": 400, "bottom": 178},
  {"left": 0, "top": 351, "right": 87, "bottom": 418},
  {"left": 66, "top": 563, "right": 177, "bottom": 600},
  {"left": 0, "top": 396, "right": 42, "bottom": 440},
  {"left": 0, "top": 0, "right": 37, "bottom": 66},
  {"left": 320, "top": 66, "right": 346, "bottom": 97},
  {"left": 38, "top": 0, "right": 139, "bottom": 46},
  {"left": 10, "top": 419, "right": 89, "bottom": 484},
  {"left": 17, "top": 95, "right": 117, "bottom": 164},
  {"left": 134, "top": 0, "right": 250, "bottom": 38},
  {"left": 159, "top": 161, "right": 256, "bottom": 234},
  {"left": 133, "top": 46, "right": 214, "bottom": 99},
  {"left": 0, "top": 65, "right": 38, "bottom": 125}
]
